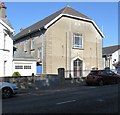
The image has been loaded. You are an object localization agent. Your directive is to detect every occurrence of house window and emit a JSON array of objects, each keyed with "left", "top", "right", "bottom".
[
  {"left": 73, "top": 34, "right": 83, "bottom": 49},
  {"left": 4, "top": 33, "right": 7, "bottom": 49},
  {"left": 73, "top": 58, "right": 83, "bottom": 78},
  {"left": 38, "top": 47, "right": 42, "bottom": 59},
  {"left": 24, "top": 40, "right": 27, "bottom": 52},
  {"left": 31, "top": 39, "right": 35, "bottom": 50},
  {"left": 24, "top": 65, "right": 31, "bottom": 69},
  {"left": 15, "top": 65, "right": 23, "bottom": 69},
  {"left": 4, "top": 60, "right": 7, "bottom": 76}
]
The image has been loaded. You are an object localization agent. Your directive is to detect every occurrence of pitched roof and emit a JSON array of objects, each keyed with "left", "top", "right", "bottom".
[
  {"left": 103, "top": 45, "right": 120, "bottom": 55},
  {"left": 14, "top": 6, "right": 104, "bottom": 40},
  {"left": 0, "top": 19, "right": 14, "bottom": 33},
  {"left": 0, "top": 18, "right": 13, "bottom": 29},
  {"left": 13, "top": 48, "right": 34, "bottom": 59}
]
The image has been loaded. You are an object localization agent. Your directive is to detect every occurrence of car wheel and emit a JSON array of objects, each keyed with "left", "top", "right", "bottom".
[
  {"left": 98, "top": 80, "right": 104, "bottom": 86},
  {"left": 86, "top": 82, "right": 91, "bottom": 86},
  {"left": 2, "top": 87, "right": 13, "bottom": 99}
]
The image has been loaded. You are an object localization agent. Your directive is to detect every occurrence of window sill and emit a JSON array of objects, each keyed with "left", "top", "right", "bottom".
[
  {"left": 72, "top": 47, "right": 84, "bottom": 50},
  {"left": 30, "top": 49, "right": 35, "bottom": 51},
  {"left": 3, "top": 49, "right": 10, "bottom": 52}
]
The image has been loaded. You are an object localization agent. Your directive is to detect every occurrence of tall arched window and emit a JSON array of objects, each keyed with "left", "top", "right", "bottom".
[{"left": 73, "top": 58, "right": 83, "bottom": 78}]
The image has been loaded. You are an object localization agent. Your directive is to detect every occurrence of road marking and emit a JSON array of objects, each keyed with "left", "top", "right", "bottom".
[
  {"left": 56, "top": 100, "right": 76, "bottom": 105},
  {"left": 96, "top": 99, "right": 104, "bottom": 102},
  {"left": 89, "top": 87, "right": 97, "bottom": 89}
]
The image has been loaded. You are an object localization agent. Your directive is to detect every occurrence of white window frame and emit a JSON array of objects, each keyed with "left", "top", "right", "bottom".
[
  {"left": 24, "top": 65, "right": 31, "bottom": 69},
  {"left": 31, "top": 39, "right": 35, "bottom": 50},
  {"left": 4, "top": 60, "right": 7, "bottom": 76},
  {"left": 38, "top": 47, "right": 42, "bottom": 60},
  {"left": 15, "top": 65, "right": 23, "bottom": 69},
  {"left": 24, "top": 40, "right": 27, "bottom": 52},
  {"left": 3, "top": 32, "right": 7, "bottom": 50},
  {"left": 73, "top": 33, "right": 83, "bottom": 49}
]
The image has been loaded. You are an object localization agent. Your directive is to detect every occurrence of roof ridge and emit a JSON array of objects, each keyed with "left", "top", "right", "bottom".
[
  {"left": 103, "top": 45, "right": 120, "bottom": 48},
  {"left": 62, "top": 5, "right": 71, "bottom": 13},
  {"left": 14, "top": 6, "right": 103, "bottom": 40}
]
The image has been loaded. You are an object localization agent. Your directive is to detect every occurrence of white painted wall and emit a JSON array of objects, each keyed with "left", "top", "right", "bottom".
[
  {"left": 112, "top": 50, "right": 120, "bottom": 63},
  {"left": 0, "top": 19, "right": 14, "bottom": 77},
  {"left": 111, "top": 49, "right": 120, "bottom": 69},
  {"left": 102, "top": 49, "right": 120, "bottom": 70},
  {"left": 13, "top": 60, "right": 36, "bottom": 76}
]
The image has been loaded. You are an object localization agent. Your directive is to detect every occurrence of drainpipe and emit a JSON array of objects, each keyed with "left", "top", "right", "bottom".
[{"left": 66, "top": 32, "right": 67, "bottom": 78}]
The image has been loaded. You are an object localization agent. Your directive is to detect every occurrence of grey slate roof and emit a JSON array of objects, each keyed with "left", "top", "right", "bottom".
[
  {"left": 13, "top": 48, "right": 34, "bottom": 59},
  {"left": 14, "top": 6, "right": 91, "bottom": 40},
  {"left": 1, "top": 18, "right": 13, "bottom": 29},
  {"left": 103, "top": 45, "right": 120, "bottom": 55},
  {"left": 2, "top": 18, "right": 13, "bottom": 29}
]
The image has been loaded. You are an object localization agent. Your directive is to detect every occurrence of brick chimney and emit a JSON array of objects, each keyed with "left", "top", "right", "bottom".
[{"left": 0, "top": 2, "right": 7, "bottom": 19}]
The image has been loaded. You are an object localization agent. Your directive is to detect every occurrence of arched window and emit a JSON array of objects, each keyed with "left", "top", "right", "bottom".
[{"left": 73, "top": 58, "right": 83, "bottom": 78}]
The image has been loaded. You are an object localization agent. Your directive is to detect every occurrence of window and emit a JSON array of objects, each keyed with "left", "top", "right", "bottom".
[
  {"left": 15, "top": 65, "right": 23, "bottom": 69},
  {"left": 106, "top": 70, "right": 115, "bottom": 75},
  {"left": 31, "top": 39, "right": 35, "bottom": 50},
  {"left": 24, "top": 40, "right": 27, "bottom": 52},
  {"left": 89, "top": 70, "right": 99, "bottom": 75},
  {"left": 73, "top": 34, "right": 83, "bottom": 49},
  {"left": 100, "top": 70, "right": 106, "bottom": 75},
  {"left": 73, "top": 58, "right": 83, "bottom": 77},
  {"left": 24, "top": 66, "right": 31, "bottom": 69},
  {"left": 38, "top": 47, "right": 42, "bottom": 59},
  {"left": 4, "top": 61, "right": 7, "bottom": 76},
  {"left": 4, "top": 33, "right": 7, "bottom": 49}
]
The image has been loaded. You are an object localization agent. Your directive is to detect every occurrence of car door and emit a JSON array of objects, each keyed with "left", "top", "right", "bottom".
[
  {"left": 106, "top": 70, "right": 115, "bottom": 83},
  {"left": 109, "top": 70, "right": 117, "bottom": 83},
  {"left": 101, "top": 70, "right": 109, "bottom": 84}
]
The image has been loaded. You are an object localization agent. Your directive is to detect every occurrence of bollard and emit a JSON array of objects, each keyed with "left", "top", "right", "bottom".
[{"left": 32, "top": 73, "right": 35, "bottom": 83}]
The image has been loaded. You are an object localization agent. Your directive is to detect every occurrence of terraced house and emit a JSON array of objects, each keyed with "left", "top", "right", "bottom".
[
  {"left": 0, "top": 2, "right": 14, "bottom": 76},
  {"left": 14, "top": 6, "right": 104, "bottom": 78}
]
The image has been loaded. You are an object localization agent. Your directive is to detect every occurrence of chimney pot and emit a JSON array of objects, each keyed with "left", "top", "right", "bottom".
[
  {"left": 0, "top": 2, "right": 7, "bottom": 19},
  {"left": 1, "top": 2, "right": 4, "bottom": 7}
]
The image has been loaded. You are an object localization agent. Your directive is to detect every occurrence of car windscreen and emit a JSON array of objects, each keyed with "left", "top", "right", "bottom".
[{"left": 89, "top": 71, "right": 99, "bottom": 75}]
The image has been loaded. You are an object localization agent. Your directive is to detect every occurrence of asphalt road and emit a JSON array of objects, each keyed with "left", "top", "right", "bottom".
[{"left": 2, "top": 84, "right": 120, "bottom": 114}]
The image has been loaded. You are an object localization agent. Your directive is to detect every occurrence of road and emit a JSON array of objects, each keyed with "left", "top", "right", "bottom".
[{"left": 2, "top": 84, "right": 120, "bottom": 113}]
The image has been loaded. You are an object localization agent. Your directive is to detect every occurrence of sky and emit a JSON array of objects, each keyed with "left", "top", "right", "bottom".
[{"left": 5, "top": 2, "right": 118, "bottom": 47}]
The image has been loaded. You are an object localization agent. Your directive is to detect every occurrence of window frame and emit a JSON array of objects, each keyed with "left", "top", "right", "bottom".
[
  {"left": 24, "top": 65, "right": 31, "bottom": 69},
  {"left": 38, "top": 47, "right": 42, "bottom": 60},
  {"left": 15, "top": 65, "right": 23, "bottom": 69},
  {"left": 24, "top": 40, "right": 27, "bottom": 52},
  {"left": 31, "top": 39, "right": 35, "bottom": 50},
  {"left": 73, "top": 33, "right": 83, "bottom": 49}
]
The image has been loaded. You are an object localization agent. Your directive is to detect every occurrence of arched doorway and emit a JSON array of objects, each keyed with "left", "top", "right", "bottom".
[{"left": 73, "top": 58, "right": 83, "bottom": 78}]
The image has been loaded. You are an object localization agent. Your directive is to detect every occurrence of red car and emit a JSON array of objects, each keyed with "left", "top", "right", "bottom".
[{"left": 86, "top": 69, "right": 120, "bottom": 86}]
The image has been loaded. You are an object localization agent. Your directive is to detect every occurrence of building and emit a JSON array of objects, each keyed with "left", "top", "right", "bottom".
[
  {"left": 0, "top": 2, "right": 14, "bottom": 77},
  {"left": 102, "top": 45, "right": 120, "bottom": 70},
  {"left": 13, "top": 47, "right": 36, "bottom": 76},
  {"left": 14, "top": 6, "right": 104, "bottom": 78},
  {"left": 0, "top": 2, "right": 36, "bottom": 77}
]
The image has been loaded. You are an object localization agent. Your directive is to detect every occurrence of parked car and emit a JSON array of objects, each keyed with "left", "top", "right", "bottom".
[
  {"left": 0, "top": 82, "right": 18, "bottom": 98},
  {"left": 86, "top": 69, "right": 120, "bottom": 86}
]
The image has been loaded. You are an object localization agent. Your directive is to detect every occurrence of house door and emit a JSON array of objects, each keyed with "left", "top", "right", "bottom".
[{"left": 73, "top": 58, "right": 83, "bottom": 78}]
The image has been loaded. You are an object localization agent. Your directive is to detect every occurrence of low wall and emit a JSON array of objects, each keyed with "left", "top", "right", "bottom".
[
  {"left": 0, "top": 74, "right": 85, "bottom": 89},
  {"left": 0, "top": 74, "right": 60, "bottom": 89}
]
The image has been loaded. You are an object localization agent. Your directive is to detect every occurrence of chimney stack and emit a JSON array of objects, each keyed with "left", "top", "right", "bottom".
[{"left": 0, "top": 2, "right": 7, "bottom": 19}]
